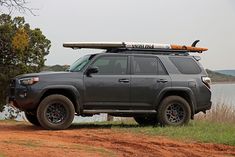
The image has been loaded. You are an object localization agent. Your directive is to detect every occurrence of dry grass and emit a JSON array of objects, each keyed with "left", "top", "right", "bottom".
[{"left": 196, "top": 101, "right": 235, "bottom": 124}]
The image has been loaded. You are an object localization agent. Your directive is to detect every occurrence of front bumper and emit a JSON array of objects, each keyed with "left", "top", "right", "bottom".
[
  {"left": 6, "top": 79, "right": 17, "bottom": 106},
  {"left": 7, "top": 78, "right": 40, "bottom": 111}
]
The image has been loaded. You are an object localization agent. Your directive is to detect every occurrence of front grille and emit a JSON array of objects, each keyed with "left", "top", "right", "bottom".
[{"left": 10, "top": 79, "right": 16, "bottom": 87}]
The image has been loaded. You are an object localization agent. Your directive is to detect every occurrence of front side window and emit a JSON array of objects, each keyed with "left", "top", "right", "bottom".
[
  {"left": 69, "top": 54, "right": 95, "bottom": 72},
  {"left": 133, "top": 56, "right": 167, "bottom": 75},
  {"left": 91, "top": 56, "right": 128, "bottom": 75}
]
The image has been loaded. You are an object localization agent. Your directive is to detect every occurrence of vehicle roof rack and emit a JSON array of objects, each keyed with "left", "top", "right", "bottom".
[
  {"left": 63, "top": 41, "right": 208, "bottom": 55},
  {"left": 105, "top": 48, "right": 189, "bottom": 56}
]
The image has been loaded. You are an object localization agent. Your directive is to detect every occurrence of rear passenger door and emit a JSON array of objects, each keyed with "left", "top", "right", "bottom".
[{"left": 130, "top": 55, "right": 171, "bottom": 109}]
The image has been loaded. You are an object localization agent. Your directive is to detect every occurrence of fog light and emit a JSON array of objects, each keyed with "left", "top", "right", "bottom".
[{"left": 19, "top": 92, "right": 27, "bottom": 98}]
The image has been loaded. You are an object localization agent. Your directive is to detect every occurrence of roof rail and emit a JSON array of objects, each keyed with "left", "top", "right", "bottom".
[
  {"left": 63, "top": 41, "right": 208, "bottom": 53},
  {"left": 106, "top": 48, "right": 190, "bottom": 56}
]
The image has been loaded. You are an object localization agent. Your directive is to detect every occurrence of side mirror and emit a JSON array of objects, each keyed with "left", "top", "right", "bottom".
[
  {"left": 65, "top": 66, "right": 70, "bottom": 72},
  {"left": 86, "top": 67, "right": 99, "bottom": 76}
]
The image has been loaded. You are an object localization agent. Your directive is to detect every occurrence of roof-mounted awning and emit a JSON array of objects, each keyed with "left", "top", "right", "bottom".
[{"left": 63, "top": 40, "right": 208, "bottom": 53}]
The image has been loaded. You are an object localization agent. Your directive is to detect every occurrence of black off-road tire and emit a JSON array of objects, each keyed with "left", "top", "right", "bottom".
[
  {"left": 157, "top": 96, "right": 191, "bottom": 126},
  {"left": 134, "top": 115, "right": 158, "bottom": 126},
  {"left": 37, "top": 94, "right": 75, "bottom": 130},
  {"left": 25, "top": 112, "right": 40, "bottom": 126}
]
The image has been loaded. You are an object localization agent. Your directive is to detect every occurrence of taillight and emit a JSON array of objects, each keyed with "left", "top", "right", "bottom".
[{"left": 202, "top": 76, "right": 211, "bottom": 89}]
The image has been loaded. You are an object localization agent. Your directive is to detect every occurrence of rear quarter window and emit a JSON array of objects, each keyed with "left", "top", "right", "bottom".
[{"left": 169, "top": 57, "right": 201, "bottom": 74}]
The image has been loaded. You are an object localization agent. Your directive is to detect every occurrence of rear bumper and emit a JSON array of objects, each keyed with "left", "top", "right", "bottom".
[
  {"left": 204, "top": 101, "right": 212, "bottom": 111},
  {"left": 196, "top": 101, "right": 212, "bottom": 114}
]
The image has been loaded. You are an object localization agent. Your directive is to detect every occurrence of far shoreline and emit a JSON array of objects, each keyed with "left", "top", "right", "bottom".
[{"left": 212, "top": 81, "right": 235, "bottom": 85}]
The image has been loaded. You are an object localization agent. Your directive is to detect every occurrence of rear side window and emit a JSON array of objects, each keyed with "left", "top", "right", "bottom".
[
  {"left": 132, "top": 56, "right": 167, "bottom": 75},
  {"left": 170, "top": 57, "right": 201, "bottom": 74}
]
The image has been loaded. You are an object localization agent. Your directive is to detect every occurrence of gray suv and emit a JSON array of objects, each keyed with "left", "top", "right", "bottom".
[{"left": 8, "top": 42, "right": 212, "bottom": 130}]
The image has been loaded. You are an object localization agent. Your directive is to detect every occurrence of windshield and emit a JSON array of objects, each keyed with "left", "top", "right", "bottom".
[{"left": 69, "top": 54, "right": 93, "bottom": 72}]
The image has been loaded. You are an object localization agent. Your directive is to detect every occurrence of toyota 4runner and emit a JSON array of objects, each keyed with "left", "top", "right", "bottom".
[{"left": 7, "top": 41, "right": 212, "bottom": 130}]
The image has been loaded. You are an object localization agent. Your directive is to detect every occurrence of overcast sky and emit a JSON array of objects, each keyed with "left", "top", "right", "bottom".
[{"left": 18, "top": 0, "right": 235, "bottom": 70}]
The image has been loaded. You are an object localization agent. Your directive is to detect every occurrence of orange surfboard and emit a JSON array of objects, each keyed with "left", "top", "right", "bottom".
[{"left": 170, "top": 44, "right": 208, "bottom": 52}]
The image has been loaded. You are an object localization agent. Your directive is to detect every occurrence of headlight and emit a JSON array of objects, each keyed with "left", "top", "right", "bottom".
[{"left": 19, "top": 77, "right": 39, "bottom": 86}]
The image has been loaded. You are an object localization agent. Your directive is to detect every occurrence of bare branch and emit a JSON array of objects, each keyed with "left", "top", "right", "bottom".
[{"left": 0, "top": 0, "right": 36, "bottom": 15}]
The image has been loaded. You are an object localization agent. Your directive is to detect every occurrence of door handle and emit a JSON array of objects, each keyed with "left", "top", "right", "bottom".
[
  {"left": 119, "top": 78, "right": 129, "bottom": 83},
  {"left": 157, "top": 79, "right": 168, "bottom": 83}
]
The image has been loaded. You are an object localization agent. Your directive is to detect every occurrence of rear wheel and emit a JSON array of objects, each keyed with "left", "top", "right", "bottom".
[
  {"left": 25, "top": 112, "right": 40, "bottom": 126},
  {"left": 37, "top": 94, "right": 75, "bottom": 130},
  {"left": 134, "top": 115, "right": 158, "bottom": 126},
  {"left": 157, "top": 96, "right": 191, "bottom": 126}
]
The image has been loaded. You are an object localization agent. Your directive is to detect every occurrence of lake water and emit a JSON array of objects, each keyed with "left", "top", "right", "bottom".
[
  {"left": 0, "top": 83, "right": 235, "bottom": 121},
  {"left": 211, "top": 83, "right": 235, "bottom": 105}
]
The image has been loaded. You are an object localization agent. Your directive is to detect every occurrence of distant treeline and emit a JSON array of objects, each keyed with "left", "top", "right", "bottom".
[
  {"left": 206, "top": 69, "right": 235, "bottom": 83},
  {"left": 41, "top": 65, "right": 69, "bottom": 72}
]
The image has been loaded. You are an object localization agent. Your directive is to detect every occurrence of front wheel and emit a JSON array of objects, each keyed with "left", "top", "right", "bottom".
[
  {"left": 157, "top": 96, "right": 191, "bottom": 126},
  {"left": 25, "top": 112, "right": 40, "bottom": 126},
  {"left": 37, "top": 94, "right": 75, "bottom": 130}
]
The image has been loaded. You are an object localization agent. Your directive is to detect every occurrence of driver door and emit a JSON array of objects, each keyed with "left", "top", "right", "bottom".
[{"left": 84, "top": 54, "right": 130, "bottom": 110}]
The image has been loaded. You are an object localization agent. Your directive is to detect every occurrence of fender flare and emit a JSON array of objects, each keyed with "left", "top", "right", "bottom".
[
  {"left": 155, "top": 87, "right": 196, "bottom": 115},
  {"left": 37, "top": 85, "right": 82, "bottom": 113}
]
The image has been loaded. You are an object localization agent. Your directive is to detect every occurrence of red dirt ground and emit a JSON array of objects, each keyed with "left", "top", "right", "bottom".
[{"left": 0, "top": 121, "right": 235, "bottom": 157}]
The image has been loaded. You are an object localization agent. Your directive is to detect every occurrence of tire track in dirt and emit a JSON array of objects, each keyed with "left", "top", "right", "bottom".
[{"left": 0, "top": 121, "right": 235, "bottom": 157}]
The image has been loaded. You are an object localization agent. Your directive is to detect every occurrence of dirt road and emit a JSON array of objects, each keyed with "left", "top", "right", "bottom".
[{"left": 0, "top": 121, "right": 235, "bottom": 157}]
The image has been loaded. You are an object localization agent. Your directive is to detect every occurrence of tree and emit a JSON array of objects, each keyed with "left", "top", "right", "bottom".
[
  {"left": 0, "top": 14, "right": 51, "bottom": 110},
  {"left": 0, "top": 0, "right": 35, "bottom": 15}
]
